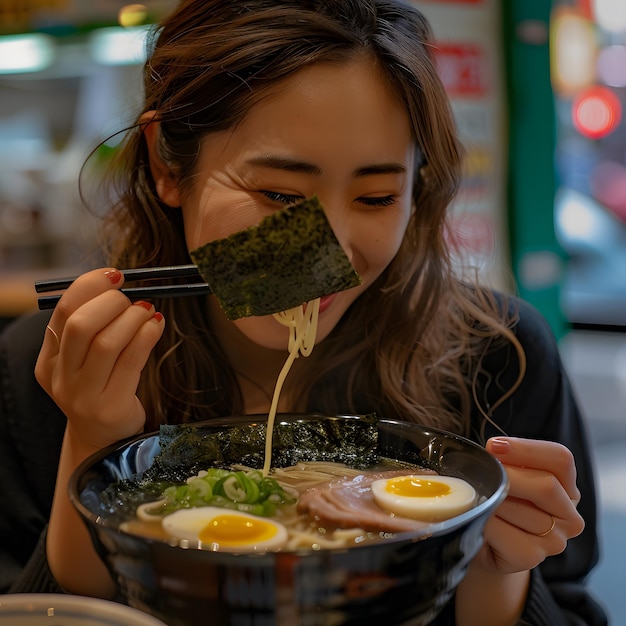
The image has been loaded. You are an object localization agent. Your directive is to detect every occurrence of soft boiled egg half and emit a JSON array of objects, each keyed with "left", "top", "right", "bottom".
[
  {"left": 371, "top": 474, "right": 477, "bottom": 522},
  {"left": 161, "top": 506, "right": 288, "bottom": 553}
]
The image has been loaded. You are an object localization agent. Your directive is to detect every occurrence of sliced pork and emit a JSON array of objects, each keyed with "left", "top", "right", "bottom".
[{"left": 296, "top": 469, "right": 436, "bottom": 533}]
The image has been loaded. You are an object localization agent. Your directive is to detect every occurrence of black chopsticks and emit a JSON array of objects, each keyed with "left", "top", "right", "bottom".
[{"left": 35, "top": 264, "right": 213, "bottom": 310}]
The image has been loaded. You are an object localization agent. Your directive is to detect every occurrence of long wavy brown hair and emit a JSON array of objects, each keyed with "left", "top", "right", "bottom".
[{"left": 94, "top": 0, "right": 524, "bottom": 440}]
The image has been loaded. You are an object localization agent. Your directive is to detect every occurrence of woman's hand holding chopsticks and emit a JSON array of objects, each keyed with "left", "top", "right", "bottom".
[
  {"left": 35, "top": 268, "right": 165, "bottom": 449},
  {"left": 37, "top": 268, "right": 165, "bottom": 598}
]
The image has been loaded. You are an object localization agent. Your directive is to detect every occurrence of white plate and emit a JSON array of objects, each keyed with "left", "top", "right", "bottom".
[{"left": 0, "top": 594, "right": 166, "bottom": 625}]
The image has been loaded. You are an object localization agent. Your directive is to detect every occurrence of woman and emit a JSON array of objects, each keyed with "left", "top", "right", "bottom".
[{"left": 0, "top": 0, "right": 606, "bottom": 624}]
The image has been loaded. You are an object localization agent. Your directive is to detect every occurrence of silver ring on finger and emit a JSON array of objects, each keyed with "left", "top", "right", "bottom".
[{"left": 46, "top": 324, "right": 60, "bottom": 351}]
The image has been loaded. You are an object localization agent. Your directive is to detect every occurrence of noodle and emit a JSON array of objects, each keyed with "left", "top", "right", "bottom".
[
  {"left": 244, "top": 461, "right": 373, "bottom": 550},
  {"left": 270, "top": 462, "right": 363, "bottom": 489},
  {"left": 124, "top": 461, "right": 436, "bottom": 550},
  {"left": 262, "top": 299, "right": 321, "bottom": 475},
  {"left": 232, "top": 461, "right": 363, "bottom": 490}
]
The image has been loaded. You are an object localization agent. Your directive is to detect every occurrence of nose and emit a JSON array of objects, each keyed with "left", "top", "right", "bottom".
[{"left": 321, "top": 202, "right": 353, "bottom": 263}]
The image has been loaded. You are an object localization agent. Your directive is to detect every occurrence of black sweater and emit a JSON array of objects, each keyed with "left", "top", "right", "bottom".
[{"left": 0, "top": 304, "right": 608, "bottom": 625}]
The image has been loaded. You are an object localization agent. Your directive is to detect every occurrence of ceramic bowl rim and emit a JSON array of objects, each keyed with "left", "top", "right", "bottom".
[{"left": 0, "top": 593, "right": 166, "bottom": 625}]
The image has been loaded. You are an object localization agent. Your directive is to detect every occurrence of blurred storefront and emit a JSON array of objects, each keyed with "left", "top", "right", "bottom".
[
  {"left": 414, "top": 0, "right": 567, "bottom": 336},
  {"left": 412, "top": 0, "right": 511, "bottom": 296},
  {"left": 415, "top": 0, "right": 626, "bottom": 335},
  {"left": 551, "top": 0, "right": 626, "bottom": 329},
  {"left": 0, "top": 1, "right": 175, "bottom": 318}
]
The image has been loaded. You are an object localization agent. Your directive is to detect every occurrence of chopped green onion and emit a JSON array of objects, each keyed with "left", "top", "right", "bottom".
[{"left": 146, "top": 467, "right": 296, "bottom": 518}]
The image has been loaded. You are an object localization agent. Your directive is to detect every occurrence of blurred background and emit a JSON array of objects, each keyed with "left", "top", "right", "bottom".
[{"left": 0, "top": 0, "right": 624, "bottom": 622}]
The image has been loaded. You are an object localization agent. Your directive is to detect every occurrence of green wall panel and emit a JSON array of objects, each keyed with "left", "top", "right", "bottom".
[{"left": 502, "top": 0, "right": 568, "bottom": 339}]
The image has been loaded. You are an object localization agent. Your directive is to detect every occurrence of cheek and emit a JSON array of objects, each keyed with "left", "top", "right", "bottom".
[
  {"left": 349, "top": 210, "right": 411, "bottom": 274},
  {"left": 373, "top": 218, "right": 408, "bottom": 253},
  {"left": 181, "top": 187, "right": 265, "bottom": 249}
]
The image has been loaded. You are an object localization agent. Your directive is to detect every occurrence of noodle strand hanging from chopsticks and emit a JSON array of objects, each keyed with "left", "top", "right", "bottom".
[{"left": 262, "top": 299, "right": 321, "bottom": 475}]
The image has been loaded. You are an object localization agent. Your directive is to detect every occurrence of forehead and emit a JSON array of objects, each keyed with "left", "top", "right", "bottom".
[{"left": 225, "top": 56, "right": 415, "bottom": 164}]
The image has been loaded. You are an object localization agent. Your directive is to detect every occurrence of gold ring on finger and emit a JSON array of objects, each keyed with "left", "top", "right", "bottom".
[{"left": 536, "top": 515, "right": 556, "bottom": 537}]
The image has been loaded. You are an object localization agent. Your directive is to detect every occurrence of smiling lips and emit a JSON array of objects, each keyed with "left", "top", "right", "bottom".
[
  {"left": 319, "top": 293, "right": 336, "bottom": 313},
  {"left": 299, "top": 293, "right": 335, "bottom": 316}
]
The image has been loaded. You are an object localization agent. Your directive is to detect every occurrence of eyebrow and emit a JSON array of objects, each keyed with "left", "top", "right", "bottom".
[{"left": 245, "top": 155, "right": 407, "bottom": 177}]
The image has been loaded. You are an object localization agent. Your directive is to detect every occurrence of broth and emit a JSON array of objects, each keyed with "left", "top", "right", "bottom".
[{"left": 117, "top": 460, "right": 477, "bottom": 552}]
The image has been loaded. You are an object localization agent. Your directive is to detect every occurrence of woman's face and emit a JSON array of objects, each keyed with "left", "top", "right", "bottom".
[{"left": 179, "top": 55, "right": 416, "bottom": 350}]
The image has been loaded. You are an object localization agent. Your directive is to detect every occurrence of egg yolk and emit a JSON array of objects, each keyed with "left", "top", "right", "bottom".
[
  {"left": 198, "top": 514, "right": 278, "bottom": 546},
  {"left": 384, "top": 476, "right": 452, "bottom": 498}
]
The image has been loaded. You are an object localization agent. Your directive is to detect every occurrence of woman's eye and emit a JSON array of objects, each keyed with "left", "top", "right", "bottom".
[
  {"left": 358, "top": 195, "right": 395, "bottom": 208},
  {"left": 262, "top": 191, "right": 303, "bottom": 205}
]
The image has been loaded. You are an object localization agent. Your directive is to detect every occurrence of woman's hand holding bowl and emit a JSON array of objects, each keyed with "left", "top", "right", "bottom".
[
  {"left": 455, "top": 437, "right": 585, "bottom": 626},
  {"left": 482, "top": 436, "right": 585, "bottom": 574}
]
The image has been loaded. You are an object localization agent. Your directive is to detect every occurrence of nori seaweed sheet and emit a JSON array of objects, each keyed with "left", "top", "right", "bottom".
[
  {"left": 143, "top": 415, "right": 380, "bottom": 483},
  {"left": 95, "top": 416, "right": 381, "bottom": 520},
  {"left": 188, "top": 195, "right": 362, "bottom": 319}
]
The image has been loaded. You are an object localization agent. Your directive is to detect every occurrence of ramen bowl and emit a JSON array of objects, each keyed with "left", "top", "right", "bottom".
[{"left": 69, "top": 414, "right": 508, "bottom": 626}]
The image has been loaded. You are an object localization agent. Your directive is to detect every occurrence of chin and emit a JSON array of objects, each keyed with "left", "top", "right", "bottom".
[{"left": 231, "top": 318, "right": 286, "bottom": 351}]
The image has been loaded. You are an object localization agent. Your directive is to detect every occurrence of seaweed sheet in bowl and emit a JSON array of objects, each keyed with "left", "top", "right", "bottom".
[{"left": 69, "top": 414, "right": 508, "bottom": 626}]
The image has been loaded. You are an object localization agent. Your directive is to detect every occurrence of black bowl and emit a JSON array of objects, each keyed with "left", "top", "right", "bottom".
[{"left": 69, "top": 414, "right": 507, "bottom": 626}]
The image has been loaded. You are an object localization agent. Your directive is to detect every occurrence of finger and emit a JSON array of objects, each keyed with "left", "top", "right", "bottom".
[
  {"left": 82, "top": 313, "right": 165, "bottom": 445},
  {"left": 56, "top": 290, "right": 135, "bottom": 377},
  {"left": 43, "top": 322, "right": 61, "bottom": 354},
  {"left": 481, "top": 513, "right": 567, "bottom": 574},
  {"left": 39, "top": 319, "right": 64, "bottom": 362},
  {"left": 72, "top": 300, "right": 159, "bottom": 393},
  {"left": 105, "top": 312, "right": 165, "bottom": 399},
  {"left": 501, "top": 466, "right": 585, "bottom": 542},
  {"left": 487, "top": 436, "right": 580, "bottom": 501},
  {"left": 502, "top": 465, "right": 578, "bottom": 516},
  {"left": 494, "top": 496, "right": 582, "bottom": 540},
  {"left": 36, "top": 322, "right": 63, "bottom": 388},
  {"left": 495, "top": 497, "right": 556, "bottom": 536},
  {"left": 47, "top": 268, "right": 125, "bottom": 338}
]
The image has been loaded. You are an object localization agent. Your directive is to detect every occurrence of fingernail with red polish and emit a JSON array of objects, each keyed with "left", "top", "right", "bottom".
[
  {"left": 105, "top": 269, "right": 122, "bottom": 284},
  {"left": 490, "top": 438, "right": 511, "bottom": 455},
  {"left": 133, "top": 300, "right": 153, "bottom": 311}
]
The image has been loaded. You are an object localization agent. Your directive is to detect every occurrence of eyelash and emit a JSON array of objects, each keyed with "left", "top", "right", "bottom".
[
  {"left": 359, "top": 195, "right": 395, "bottom": 207},
  {"left": 262, "top": 191, "right": 302, "bottom": 204},
  {"left": 262, "top": 191, "right": 396, "bottom": 208}
]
